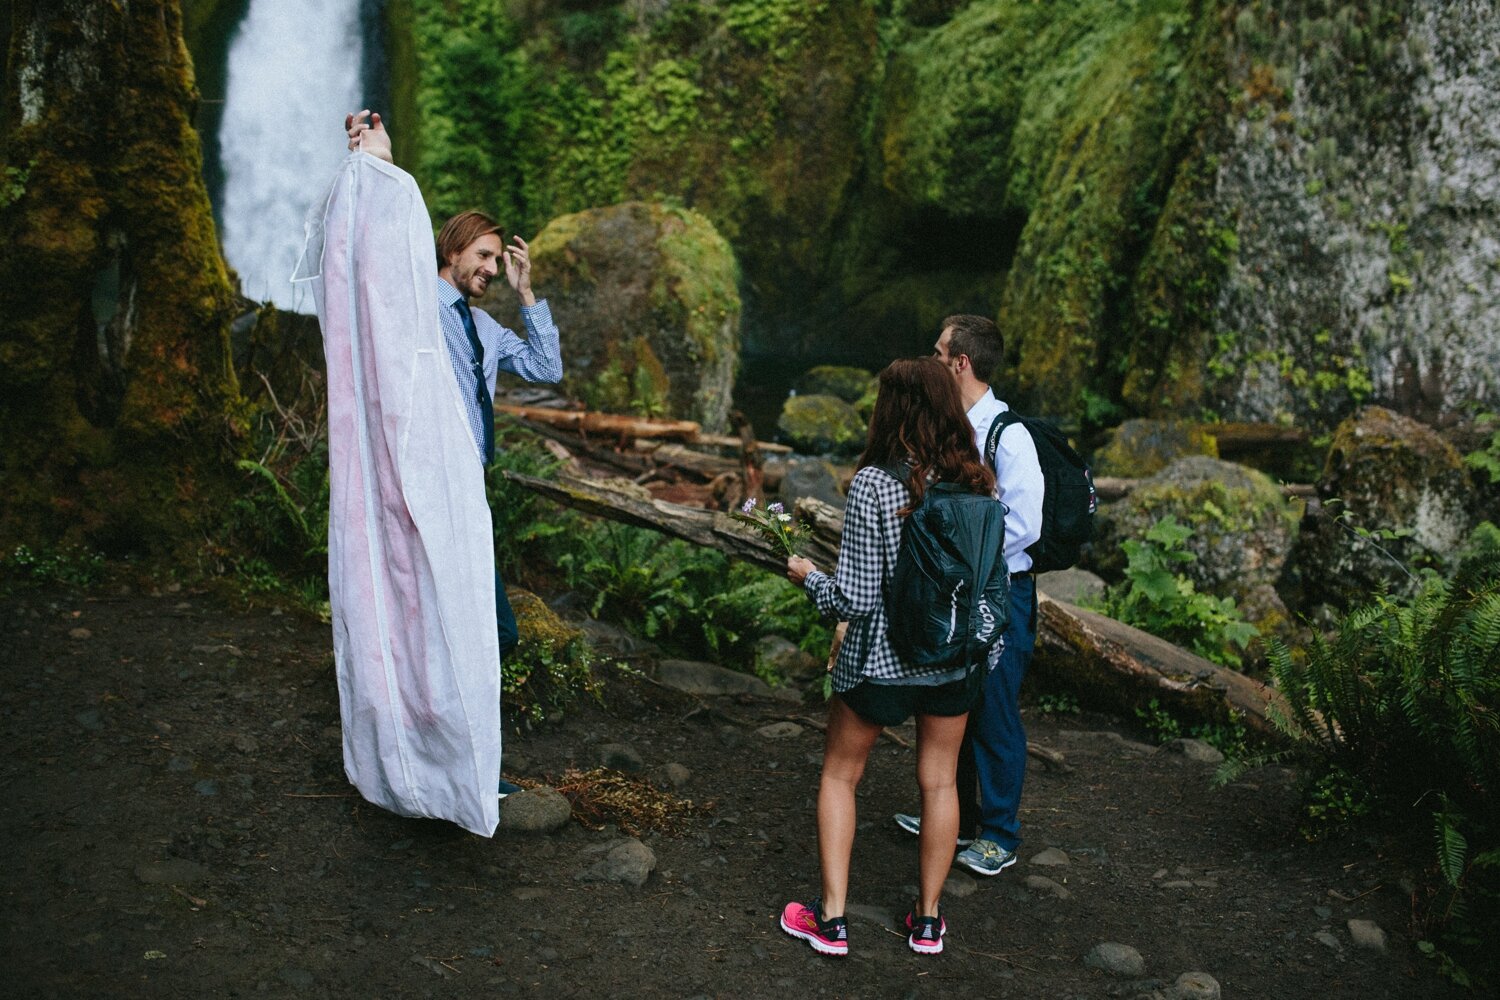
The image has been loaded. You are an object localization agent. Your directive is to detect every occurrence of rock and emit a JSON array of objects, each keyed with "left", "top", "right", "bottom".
[
  {"left": 522, "top": 200, "right": 740, "bottom": 432},
  {"left": 795, "top": 365, "right": 875, "bottom": 403},
  {"left": 1084, "top": 942, "right": 1145, "bottom": 977},
  {"left": 75, "top": 710, "right": 103, "bottom": 731},
  {"left": 193, "top": 780, "right": 219, "bottom": 797},
  {"left": 497, "top": 787, "right": 573, "bottom": 835},
  {"left": 578, "top": 616, "right": 659, "bottom": 658},
  {"left": 755, "top": 722, "right": 803, "bottom": 740},
  {"left": 1314, "top": 930, "right": 1342, "bottom": 951},
  {"left": 598, "top": 743, "right": 645, "bottom": 772},
  {"left": 1293, "top": 407, "right": 1476, "bottom": 608},
  {"left": 843, "top": 903, "right": 895, "bottom": 928},
  {"left": 577, "top": 838, "right": 656, "bottom": 886},
  {"left": 656, "top": 659, "right": 773, "bottom": 697},
  {"left": 1088, "top": 456, "right": 1300, "bottom": 639},
  {"left": 777, "top": 394, "right": 866, "bottom": 457},
  {"left": 773, "top": 456, "right": 847, "bottom": 510},
  {"left": 1036, "top": 568, "right": 1106, "bottom": 606},
  {"left": 943, "top": 870, "right": 978, "bottom": 898},
  {"left": 67, "top": 627, "right": 92, "bottom": 640},
  {"left": 1024, "top": 874, "right": 1071, "bottom": 899},
  {"left": 1030, "top": 847, "right": 1069, "bottom": 867},
  {"left": 232, "top": 735, "right": 259, "bottom": 754},
  {"left": 512, "top": 887, "right": 548, "bottom": 902},
  {"left": 1346, "top": 918, "right": 1387, "bottom": 952},
  {"left": 135, "top": 859, "right": 210, "bottom": 885},
  {"left": 1169, "top": 971, "right": 1221, "bottom": 1000},
  {"left": 278, "top": 967, "right": 316, "bottom": 988},
  {"left": 1167, "top": 738, "right": 1225, "bottom": 765},
  {"left": 653, "top": 763, "right": 692, "bottom": 789},
  {"left": 1092, "top": 419, "right": 1219, "bottom": 478},
  {"left": 752, "top": 635, "right": 822, "bottom": 680}
]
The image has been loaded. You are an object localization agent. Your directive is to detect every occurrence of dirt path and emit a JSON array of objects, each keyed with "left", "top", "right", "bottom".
[{"left": 1, "top": 586, "right": 1462, "bottom": 998}]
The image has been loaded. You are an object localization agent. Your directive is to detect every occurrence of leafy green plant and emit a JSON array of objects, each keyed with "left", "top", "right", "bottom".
[
  {"left": 0, "top": 544, "right": 106, "bottom": 588},
  {"left": 485, "top": 421, "right": 568, "bottom": 579},
  {"left": 503, "top": 630, "right": 605, "bottom": 727},
  {"left": 1036, "top": 691, "right": 1081, "bottom": 716},
  {"left": 1257, "top": 550, "right": 1500, "bottom": 980},
  {"left": 1465, "top": 413, "right": 1500, "bottom": 485},
  {"left": 1099, "top": 516, "right": 1259, "bottom": 666}
]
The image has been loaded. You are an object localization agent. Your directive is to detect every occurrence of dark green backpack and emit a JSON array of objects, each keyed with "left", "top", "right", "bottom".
[{"left": 881, "top": 467, "right": 1011, "bottom": 673}]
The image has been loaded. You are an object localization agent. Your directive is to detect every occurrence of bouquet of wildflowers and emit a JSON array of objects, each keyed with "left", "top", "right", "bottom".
[{"left": 730, "top": 498, "right": 809, "bottom": 557}]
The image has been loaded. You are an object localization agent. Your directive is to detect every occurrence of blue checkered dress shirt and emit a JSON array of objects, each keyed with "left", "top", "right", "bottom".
[{"left": 436, "top": 277, "right": 563, "bottom": 464}]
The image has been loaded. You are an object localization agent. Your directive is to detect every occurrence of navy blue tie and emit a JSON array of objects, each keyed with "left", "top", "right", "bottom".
[{"left": 454, "top": 299, "right": 494, "bottom": 466}]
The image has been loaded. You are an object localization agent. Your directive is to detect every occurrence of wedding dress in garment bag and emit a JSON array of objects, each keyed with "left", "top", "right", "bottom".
[{"left": 293, "top": 152, "right": 501, "bottom": 837}]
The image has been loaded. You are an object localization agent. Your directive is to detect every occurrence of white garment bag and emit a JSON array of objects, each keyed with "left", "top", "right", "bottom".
[{"left": 295, "top": 152, "right": 501, "bottom": 837}]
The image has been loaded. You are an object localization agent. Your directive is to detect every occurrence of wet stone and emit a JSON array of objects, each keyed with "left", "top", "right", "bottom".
[
  {"left": 1085, "top": 942, "right": 1145, "bottom": 977},
  {"left": 1031, "top": 847, "right": 1070, "bottom": 867},
  {"left": 598, "top": 742, "right": 645, "bottom": 772},
  {"left": 1347, "top": 919, "right": 1386, "bottom": 952},
  {"left": 755, "top": 722, "right": 803, "bottom": 740}
]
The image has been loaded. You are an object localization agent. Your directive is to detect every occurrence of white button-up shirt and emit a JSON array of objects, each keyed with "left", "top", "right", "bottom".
[{"left": 966, "top": 387, "right": 1043, "bottom": 574}]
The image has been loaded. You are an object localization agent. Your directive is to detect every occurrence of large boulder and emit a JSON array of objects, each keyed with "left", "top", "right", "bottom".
[
  {"left": 1092, "top": 420, "right": 1219, "bottom": 478},
  {"left": 506, "top": 201, "right": 740, "bottom": 432},
  {"left": 1292, "top": 407, "right": 1477, "bottom": 608},
  {"left": 1090, "top": 456, "right": 1300, "bottom": 628},
  {"left": 777, "top": 394, "right": 866, "bottom": 458},
  {"left": 795, "top": 365, "right": 875, "bottom": 404}
]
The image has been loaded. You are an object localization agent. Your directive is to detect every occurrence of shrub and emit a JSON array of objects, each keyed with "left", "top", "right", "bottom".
[
  {"left": 1097, "top": 516, "right": 1259, "bottom": 666},
  {"left": 1262, "top": 549, "right": 1500, "bottom": 982}
]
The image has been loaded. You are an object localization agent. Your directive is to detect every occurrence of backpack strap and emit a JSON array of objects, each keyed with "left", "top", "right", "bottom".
[{"left": 983, "top": 409, "right": 1022, "bottom": 470}]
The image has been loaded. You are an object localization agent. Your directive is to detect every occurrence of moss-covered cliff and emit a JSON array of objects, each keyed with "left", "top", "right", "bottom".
[
  {"left": 192, "top": 0, "right": 1498, "bottom": 434},
  {"left": 0, "top": 0, "right": 243, "bottom": 556}
]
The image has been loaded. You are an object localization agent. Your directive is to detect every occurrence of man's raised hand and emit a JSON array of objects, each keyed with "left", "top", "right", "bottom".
[
  {"left": 344, "top": 109, "right": 393, "bottom": 164},
  {"left": 504, "top": 236, "right": 536, "bottom": 307}
]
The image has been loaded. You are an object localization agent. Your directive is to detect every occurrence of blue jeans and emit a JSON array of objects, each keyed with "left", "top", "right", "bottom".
[
  {"left": 495, "top": 569, "right": 518, "bottom": 657},
  {"left": 956, "top": 573, "right": 1036, "bottom": 850}
]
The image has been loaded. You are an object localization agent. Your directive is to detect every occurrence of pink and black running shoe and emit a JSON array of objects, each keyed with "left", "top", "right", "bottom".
[
  {"left": 904, "top": 909, "right": 946, "bottom": 955},
  {"left": 780, "top": 899, "right": 848, "bottom": 956}
]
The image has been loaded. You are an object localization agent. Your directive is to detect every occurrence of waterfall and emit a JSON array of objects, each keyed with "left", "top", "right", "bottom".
[{"left": 218, "top": 0, "right": 367, "bottom": 312}]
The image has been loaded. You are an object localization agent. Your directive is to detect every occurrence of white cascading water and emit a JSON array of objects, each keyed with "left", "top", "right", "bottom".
[{"left": 218, "top": 0, "right": 365, "bottom": 311}]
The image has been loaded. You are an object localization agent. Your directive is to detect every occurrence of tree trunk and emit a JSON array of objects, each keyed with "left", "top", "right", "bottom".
[{"left": 0, "top": 0, "right": 242, "bottom": 555}]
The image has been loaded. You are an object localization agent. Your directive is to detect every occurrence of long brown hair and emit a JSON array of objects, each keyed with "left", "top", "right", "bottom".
[{"left": 859, "top": 357, "right": 995, "bottom": 512}]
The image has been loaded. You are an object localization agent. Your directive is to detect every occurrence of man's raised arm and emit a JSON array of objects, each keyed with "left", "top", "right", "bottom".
[{"left": 344, "top": 109, "right": 394, "bottom": 164}]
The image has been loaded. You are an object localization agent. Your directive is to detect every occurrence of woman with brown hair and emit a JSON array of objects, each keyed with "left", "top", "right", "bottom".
[{"left": 780, "top": 356, "right": 1000, "bottom": 957}]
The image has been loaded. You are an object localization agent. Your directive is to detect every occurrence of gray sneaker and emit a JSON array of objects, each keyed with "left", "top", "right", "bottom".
[
  {"left": 955, "top": 838, "right": 1017, "bottom": 876},
  {"left": 892, "top": 812, "right": 973, "bottom": 848}
]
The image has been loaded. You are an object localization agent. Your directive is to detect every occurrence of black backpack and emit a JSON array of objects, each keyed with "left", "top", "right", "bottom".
[
  {"left": 983, "top": 411, "right": 1097, "bottom": 573},
  {"left": 880, "top": 467, "right": 1011, "bottom": 673}
]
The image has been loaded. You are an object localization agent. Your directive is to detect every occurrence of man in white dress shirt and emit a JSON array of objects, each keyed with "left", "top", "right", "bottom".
[{"left": 894, "top": 314, "right": 1044, "bottom": 876}]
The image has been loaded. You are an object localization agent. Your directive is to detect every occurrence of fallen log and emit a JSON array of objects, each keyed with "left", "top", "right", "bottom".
[
  {"left": 1031, "top": 596, "right": 1285, "bottom": 737},
  {"left": 497, "top": 404, "right": 702, "bottom": 440},
  {"left": 502, "top": 472, "right": 840, "bottom": 573},
  {"left": 505, "top": 471, "right": 1286, "bottom": 735}
]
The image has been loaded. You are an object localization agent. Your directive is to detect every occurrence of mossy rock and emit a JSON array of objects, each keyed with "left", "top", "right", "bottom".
[
  {"left": 505, "top": 587, "right": 597, "bottom": 725},
  {"left": 512, "top": 201, "right": 740, "bottom": 432},
  {"left": 1092, "top": 419, "right": 1219, "bottom": 478},
  {"left": 1090, "top": 456, "right": 1300, "bottom": 602},
  {"left": 1291, "top": 407, "right": 1477, "bottom": 609},
  {"left": 509, "top": 587, "right": 585, "bottom": 650},
  {"left": 795, "top": 366, "right": 875, "bottom": 405},
  {"left": 777, "top": 394, "right": 866, "bottom": 458}
]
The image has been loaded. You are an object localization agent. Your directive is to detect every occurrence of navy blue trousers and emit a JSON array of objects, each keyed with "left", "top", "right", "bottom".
[
  {"left": 495, "top": 569, "right": 518, "bottom": 657},
  {"left": 956, "top": 573, "right": 1036, "bottom": 850}
]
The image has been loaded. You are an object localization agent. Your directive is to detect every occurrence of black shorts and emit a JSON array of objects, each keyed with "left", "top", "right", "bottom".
[{"left": 838, "top": 668, "right": 981, "bottom": 728}]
